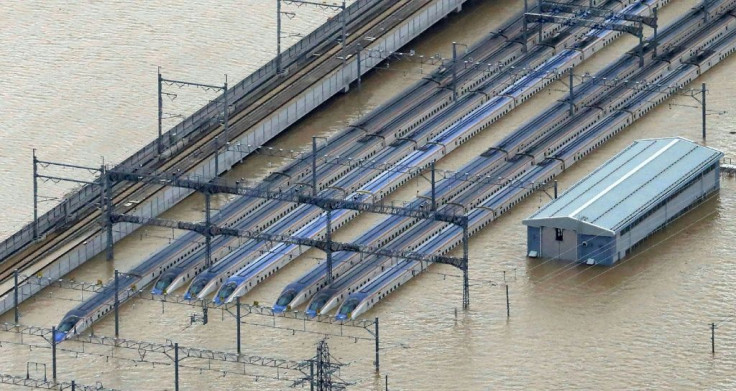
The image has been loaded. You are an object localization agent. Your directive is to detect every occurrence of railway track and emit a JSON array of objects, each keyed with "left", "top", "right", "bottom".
[
  {"left": 0, "top": 0, "right": 569, "bottom": 295},
  {"left": 0, "top": 0, "right": 443, "bottom": 286},
  {"left": 166, "top": 0, "right": 623, "bottom": 300},
  {"left": 0, "top": 0, "right": 395, "bottom": 265}
]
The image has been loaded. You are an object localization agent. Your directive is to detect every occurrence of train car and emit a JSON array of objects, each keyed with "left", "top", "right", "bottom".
[
  {"left": 153, "top": 196, "right": 301, "bottom": 295},
  {"left": 273, "top": 212, "right": 417, "bottom": 312},
  {"left": 183, "top": 203, "right": 321, "bottom": 300}
]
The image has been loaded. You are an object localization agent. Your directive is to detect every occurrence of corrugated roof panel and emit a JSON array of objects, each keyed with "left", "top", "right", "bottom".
[
  {"left": 533, "top": 139, "right": 659, "bottom": 218},
  {"left": 564, "top": 140, "right": 678, "bottom": 218},
  {"left": 592, "top": 142, "right": 702, "bottom": 228},
  {"left": 608, "top": 144, "right": 719, "bottom": 230},
  {"left": 524, "top": 137, "right": 723, "bottom": 232}
]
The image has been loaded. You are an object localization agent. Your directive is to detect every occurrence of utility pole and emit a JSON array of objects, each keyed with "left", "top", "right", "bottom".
[
  {"left": 638, "top": 22, "right": 644, "bottom": 68},
  {"left": 236, "top": 296, "right": 241, "bottom": 355},
  {"left": 174, "top": 342, "right": 180, "bottom": 391},
  {"left": 375, "top": 317, "right": 380, "bottom": 372},
  {"left": 222, "top": 74, "right": 229, "bottom": 166},
  {"left": 312, "top": 137, "right": 318, "bottom": 196},
  {"left": 114, "top": 269, "right": 120, "bottom": 338},
  {"left": 31, "top": 152, "right": 106, "bottom": 244},
  {"left": 157, "top": 67, "right": 163, "bottom": 155},
  {"left": 568, "top": 67, "right": 574, "bottom": 116},
  {"left": 431, "top": 161, "right": 436, "bottom": 211},
  {"left": 341, "top": 0, "right": 347, "bottom": 65},
  {"left": 14, "top": 269, "right": 19, "bottom": 324},
  {"left": 452, "top": 42, "right": 458, "bottom": 101},
  {"left": 205, "top": 192, "right": 212, "bottom": 267},
  {"left": 702, "top": 83, "right": 707, "bottom": 140},
  {"left": 356, "top": 43, "right": 362, "bottom": 89},
  {"left": 325, "top": 208, "right": 333, "bottom": 284},
  {"left": 523, "top": 0, "right": 529, "bottom": 53},
  {"left": 652, "top": 7, "right": 659, "bottom": 58},
  {"left": 312, "top": 136, "right": 327, "bottom": 196},
  {"left": 462, "top": 222, "right": 469, "bottom": 310},
  {"left": 277, "top": 0, "right": 283, "bottom": 74},
  {"left": 32, "top": 148, "right": 38, "bottom": 240},
  {"left": 51, "top": 326, "right": 57, "bottom": 382},
  {"left": 451, "top": 42, "right": 468, "bottom": 102},
  {"left": 104, "top": 166, "right": 114, "bottom": 261},
  {"left": 278, "top": 0, "right": 347, "bottom": 72},
  {"left": 157, "top": 73, "right": 228, "bottom": 175}
]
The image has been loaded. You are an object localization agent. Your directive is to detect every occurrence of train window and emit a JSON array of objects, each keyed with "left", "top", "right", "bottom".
[{"left": 58, "top": 316, "right": 80, "bottom": 332}]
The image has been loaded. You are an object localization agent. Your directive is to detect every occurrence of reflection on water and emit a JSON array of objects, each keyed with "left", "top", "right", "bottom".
[{"left": 2, "top": 0, "right": 736, "bottom": 390}]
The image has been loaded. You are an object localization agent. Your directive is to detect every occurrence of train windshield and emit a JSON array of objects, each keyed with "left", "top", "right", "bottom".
[
  {"left": 58, "top": 316, "right": 79, "bottom": 332},
  {"left": 275, "top": 291, "right": 295, "bottom": 307},
  {"left": 307, "top": 296, "right": 328, "bottom": 313},
  {"left": 337, "top": 299, "right": 359, "bottom": 317},
  {"left": 154, "top": 276, "right": 173, "bottom": 292},
  {"left": 217, "top": 283, "right": 237, "bottom": 302},
  {"left": 188, "top": 280, "right": 207, "bottom": 296}
]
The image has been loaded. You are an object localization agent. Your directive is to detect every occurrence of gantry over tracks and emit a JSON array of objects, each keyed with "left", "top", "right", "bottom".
[{"left": 0, "top": 0, "right": 469, "bottom": 291}]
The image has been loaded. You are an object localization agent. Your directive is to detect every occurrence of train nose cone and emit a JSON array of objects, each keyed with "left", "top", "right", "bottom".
[
  {"left": 272, "top": 305, "right": 286, "bottom": 314},
  {"left": 335, "top": 313, "right": 348, "bottom": 321},
  {"left": 53, "top": 330, "right": 67, "bottom": 344},
  {"left": 305, "top": 310, "right": 317, "bottom": 318},
  {"left": 152, "top": 276, "right": 174, "bottom": 296}
]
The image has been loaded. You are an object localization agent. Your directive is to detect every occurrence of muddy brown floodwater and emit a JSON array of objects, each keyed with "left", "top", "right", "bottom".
[{"left": 2, "top": 0, "right": 735, "bottom": 389}]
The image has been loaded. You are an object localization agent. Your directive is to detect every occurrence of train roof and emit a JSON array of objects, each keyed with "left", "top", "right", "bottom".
[{"left": 523, "top": 137, "right": 723, "bottom": 235}]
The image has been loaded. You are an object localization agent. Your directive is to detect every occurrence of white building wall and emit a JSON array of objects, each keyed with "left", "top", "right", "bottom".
[
  {"left": 616, "top": 170, "right": 718, "bottom": 257},
  {"left": 540, "top": 226, "right": 578, "bottom": 261}
]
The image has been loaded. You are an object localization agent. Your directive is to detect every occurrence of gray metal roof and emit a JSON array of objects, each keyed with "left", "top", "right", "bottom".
[{"left": 523, "top": 137, "right": 723, "bottom": 235}]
